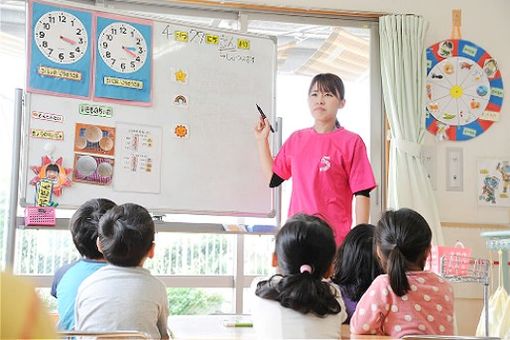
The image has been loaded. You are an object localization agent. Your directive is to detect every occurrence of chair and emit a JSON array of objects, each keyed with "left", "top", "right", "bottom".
[{"left": 58, "top": 330, "right": 150, "bottom": 339}]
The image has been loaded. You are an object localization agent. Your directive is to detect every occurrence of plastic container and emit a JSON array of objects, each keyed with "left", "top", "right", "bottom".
[{"left": 24, "top": 206, "right": 56, "bottom": 227}]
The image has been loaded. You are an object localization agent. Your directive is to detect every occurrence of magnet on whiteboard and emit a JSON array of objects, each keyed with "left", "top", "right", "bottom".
[
  {"left": 171, "top": 68, "right": 188, "bottom": 84},
  {"left": 173, "top": 94, "right": 189, "bottom": 108},
  {"left": 173, "top": 124, "right": 189, "bottom": 139},
  {"left": 44, "top": 143, "right": 56, "bottom": 156}
]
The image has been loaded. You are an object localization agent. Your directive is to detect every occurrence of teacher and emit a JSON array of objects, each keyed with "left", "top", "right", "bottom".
[{"left": 254, "top": 73, "right": 376, "bottom": 245}]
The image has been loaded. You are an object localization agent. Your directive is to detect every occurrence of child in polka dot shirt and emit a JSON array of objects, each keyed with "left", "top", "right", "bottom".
[{"left": 350, "top": 208, "right": 455, "bottom": 338}]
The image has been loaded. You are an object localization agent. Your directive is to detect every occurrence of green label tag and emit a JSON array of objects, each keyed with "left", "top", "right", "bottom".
[
  {"left": 462, "top": 45, "right": 477, "bottom": 57},
  {"left": 79, "top": 104, "right": 113, "bottom": 118},
  {"left": 462, "top": 127, "right": 477, "bottom": 137}
]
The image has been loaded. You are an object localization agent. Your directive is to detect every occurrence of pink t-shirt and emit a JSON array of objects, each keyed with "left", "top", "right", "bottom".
[
  {"left": 350, "top": 271, "right": 455, "bottom": 338},
  {"left": 273, "top": 127, "right": 376, "bottom": 244}
]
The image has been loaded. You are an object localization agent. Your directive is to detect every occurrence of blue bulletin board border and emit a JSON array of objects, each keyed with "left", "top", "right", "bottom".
[
  {"left": 93, "top": 15, "right": 153, "bottom": 105},
  {"left": 27, "top": 1, "right": 93, "bottom": 98}
]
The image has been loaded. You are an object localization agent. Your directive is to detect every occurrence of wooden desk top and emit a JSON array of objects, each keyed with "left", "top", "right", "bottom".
[
  {"left": 341, "top": 325, "right": 395, "bottom": 339},
  {"left": 167, "top": 315, "right": 395, "bottom": 339}
]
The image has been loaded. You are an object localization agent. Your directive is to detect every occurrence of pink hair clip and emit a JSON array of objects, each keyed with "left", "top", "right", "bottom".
[{"left": 300, "top": 264, "right": 313, "bottom": 274}]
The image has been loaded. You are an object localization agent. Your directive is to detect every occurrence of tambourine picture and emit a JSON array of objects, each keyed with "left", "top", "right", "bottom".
[{"left": 425, "top": 39, "right": 504, "bottom": 141}]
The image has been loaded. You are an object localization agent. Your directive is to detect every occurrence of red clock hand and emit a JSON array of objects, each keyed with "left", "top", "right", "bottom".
[
  {"left": 60, "top": 35, "right": 77, "bottom": 45},
  {"left": 122, "top": 46, "right": 137, "bottom": 58}
]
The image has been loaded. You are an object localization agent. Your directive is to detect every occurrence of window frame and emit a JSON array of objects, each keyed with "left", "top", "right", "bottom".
[{"left": 4, "top": 0, "right": 386, "bottom": 314}]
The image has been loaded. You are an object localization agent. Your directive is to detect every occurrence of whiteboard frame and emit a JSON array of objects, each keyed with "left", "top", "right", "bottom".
[{"left": 20, "top": 0, "right": 280, "bottom": 219}]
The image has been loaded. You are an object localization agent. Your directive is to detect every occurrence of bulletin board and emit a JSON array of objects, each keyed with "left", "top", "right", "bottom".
[{"left": 21, "top": 0, "right": 277, "bottom": 217}]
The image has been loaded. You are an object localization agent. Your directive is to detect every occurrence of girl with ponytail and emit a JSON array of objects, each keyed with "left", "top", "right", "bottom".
[
  {"left": 252, "top": 214, "right": 347, "bottom": 339},
  {"left": 350, "top": 208, "right": 455, "bottom": 338}
]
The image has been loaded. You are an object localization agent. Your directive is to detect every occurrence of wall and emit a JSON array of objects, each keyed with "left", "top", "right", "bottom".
[
  {"left": 222, "top": 0, "right": 510, "bottom": 335},
  {"left": 231, "top": 0, "right": 510, "bottom": 225}
]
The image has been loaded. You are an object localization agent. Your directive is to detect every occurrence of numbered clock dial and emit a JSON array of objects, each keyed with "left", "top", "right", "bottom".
[
  {"left": 34, "top": 11, "right": 88, "bottom": 64},
  {"left": 98, "top": 22, "right": 148, "bottom": 73}
]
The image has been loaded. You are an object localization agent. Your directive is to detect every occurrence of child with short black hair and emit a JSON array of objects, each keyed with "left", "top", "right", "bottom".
[
  {"left": 350, "top": 208, "right": 454, "bottom": 337},
  {"left": 331, "top": 223, "right": 383, "bottom": 323},
  {"left": 51, "top": 198, "right": 116, "bottom": 330},
  {"left": 75, "top": 203, "right": 169, "bottom": 339},
  {"left": 252, "top": 214, "right": 347, "bottom": 339}
]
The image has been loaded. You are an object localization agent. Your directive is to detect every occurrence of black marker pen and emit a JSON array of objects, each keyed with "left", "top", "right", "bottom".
[{"left": 256, "top": 104, "right": 275, "bottom": 133}]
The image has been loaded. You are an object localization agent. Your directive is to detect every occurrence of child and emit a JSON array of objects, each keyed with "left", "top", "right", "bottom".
[
  {"left": 331, "top": 223, "right": 383, "bottom": 323},
  {"left": 74, "top": 203, "right": 169, "bottom": 339},
  {"left": 255, "top": 73, "right": 376, "bottom": 245},
  {"left": 252, "top": 214, "right": 347, "bottom": 339},
  {"left": 350, "top": 208, "right": 455, "bottom": 337},
  {"left": 2, "top": 271, "right": 57, "bottom": 339},
  {"left": 51, "top": 198, "right": 116, "bottom": 330}
]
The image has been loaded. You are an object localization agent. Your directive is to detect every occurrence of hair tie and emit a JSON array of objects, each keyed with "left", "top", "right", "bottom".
[{"left": 300, "top": 264, "right": 313, "bottom": 274}]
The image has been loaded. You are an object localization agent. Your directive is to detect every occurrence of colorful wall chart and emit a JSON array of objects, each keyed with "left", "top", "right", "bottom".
[
  {"left": 94, "top": 15, "right": 153, "bottom": 104},
  {"left": 477, "top": 159, "right": 510, "bottom": 207},
  {"left": 28, "top": 1, "right": 92, "bottom": 97},
  {"left": 425, "top": 39, "right": 504, "bottom": 141}
]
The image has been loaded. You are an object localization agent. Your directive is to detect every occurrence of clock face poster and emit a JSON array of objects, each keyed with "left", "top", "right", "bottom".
[
  {"left": 94, "top": 15, "right": 153, "bottom": 105},
  {"left": 28, "top": 1, "right": 93, "bottom": 97}
]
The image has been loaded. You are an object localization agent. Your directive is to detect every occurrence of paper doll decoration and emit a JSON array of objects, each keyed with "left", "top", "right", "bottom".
[{"left": 30, "top": 155, "right": 72, "bottom": 196}]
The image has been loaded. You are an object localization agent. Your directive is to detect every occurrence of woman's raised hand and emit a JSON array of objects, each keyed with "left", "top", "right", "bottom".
[{"left": 254, "top": 118, "right": 270, "bottom": 141}]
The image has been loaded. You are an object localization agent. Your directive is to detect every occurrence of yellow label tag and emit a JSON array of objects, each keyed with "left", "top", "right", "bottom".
[
  {"left": 175, "top": 31, "right": 189, "bottom": 42},
  {"left": 237, "top": 39, "right": 250, "bottom": 50},
  {"left": 104, "top": 77, "right": 143, "bottom": 89},
  {"left": 36, "top": 179, "right": 53, "bottom": 206},
  {"left": 31, "top": 128, "right": 64, "bottom": 140},
  {"left": 38, "top": 66, "right": 82, "bottom": 81},
  {"left": 206, "top": 34, "right": 219, "bottom": 45}
]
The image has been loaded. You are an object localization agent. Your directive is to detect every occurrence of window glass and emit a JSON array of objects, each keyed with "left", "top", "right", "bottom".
[
  {"left": 167, "top": 287, "right": 233, "bottom": 315},
  {"left": 243, "top": 234, "right": 274, "bottom": 276},
  {"left": 1, "top": 0, "right": 26, "bottom": 270},
  {"left": 3, "top": 2, "right": 375, "bottom": 315},
  {"left": 37, "top": 286, "right": 234, "bottom": 315},
  {"left": 149, "top": 233, "right": 235, "bottom": 275}
]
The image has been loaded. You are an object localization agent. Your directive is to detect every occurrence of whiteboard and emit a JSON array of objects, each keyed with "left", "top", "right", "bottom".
[{"left": 21, "top": 0, "right": 277, "bottom": 217}]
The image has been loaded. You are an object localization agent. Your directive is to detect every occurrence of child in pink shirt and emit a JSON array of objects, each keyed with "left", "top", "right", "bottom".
[
  {"left": 350, "top": 208, "right": 454, "bottom": 338},
  {"left": 254, "top": 73, "right": 376, "bottom": 245}
]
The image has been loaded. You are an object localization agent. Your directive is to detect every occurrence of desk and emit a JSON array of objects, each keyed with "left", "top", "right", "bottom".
[
  {"left": 341, "top": 325, "right": 395, "bottom": 339},
  {"left": 167, "top": 315, "right": 395, "bottom": 339},
  {"left": 168, "top": 315, "right": 255, "bottom": 339}
]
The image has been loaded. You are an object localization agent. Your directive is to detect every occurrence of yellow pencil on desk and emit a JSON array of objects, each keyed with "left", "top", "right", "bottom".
[{"left": 223, "top": 320, "right": 253, "bottom": 327}]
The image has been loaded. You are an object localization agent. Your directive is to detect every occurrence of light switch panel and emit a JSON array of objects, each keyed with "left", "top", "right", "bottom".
[
  {"left": 446, "top": 147, "right": 463, "bottom": 191},
  {"left": 421, "top": 146, "right": 437, "bottom": 190}
]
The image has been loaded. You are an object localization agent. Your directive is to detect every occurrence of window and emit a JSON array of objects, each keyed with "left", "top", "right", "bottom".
[{"left": 1, "top": 1, "right": 382, "bottom": 314}]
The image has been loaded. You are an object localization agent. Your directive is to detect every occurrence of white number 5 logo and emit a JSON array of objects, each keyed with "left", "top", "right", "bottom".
[{"left": 319, "top": 156, "right": 331, "bottom": 172}]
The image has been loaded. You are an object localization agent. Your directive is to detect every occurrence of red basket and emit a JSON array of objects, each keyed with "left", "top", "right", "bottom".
[{"left": 24, "top": 206, "right": 56, "bottom": 227}]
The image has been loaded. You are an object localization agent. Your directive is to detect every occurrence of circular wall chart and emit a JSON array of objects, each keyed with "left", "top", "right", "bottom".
[{"left": 425, "top": 39, "right": 504, "bottom": 141}]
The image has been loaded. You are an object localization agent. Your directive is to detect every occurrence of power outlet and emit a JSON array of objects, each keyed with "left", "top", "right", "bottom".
[{"left": 446, "top": 147, "right": 463, "bottom": 191}]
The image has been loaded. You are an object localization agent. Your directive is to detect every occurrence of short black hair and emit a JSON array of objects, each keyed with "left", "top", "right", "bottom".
[
  {"left": 46, "top": 163, "right": 60, "bottom": 173},
  {"left": 98, "top": 203, "right": 155, "bottom": 267},
  {"left": 70, "top": 198, "right": 117, "bottom": 259},
  {"left": 331, "top": 224, "right": 383, "bottom": 301}
]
